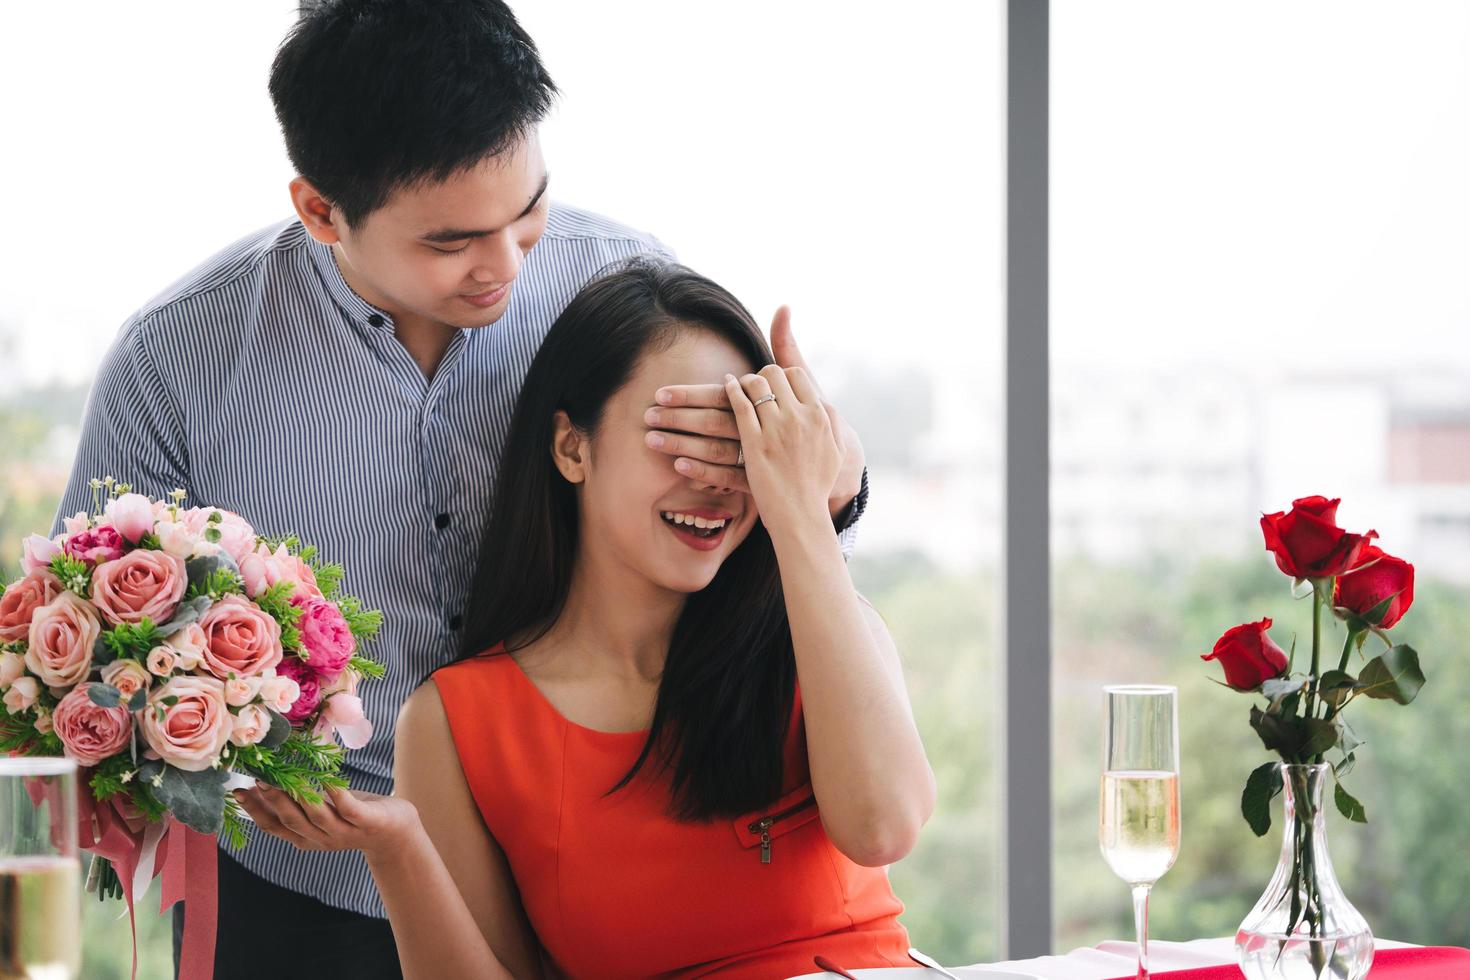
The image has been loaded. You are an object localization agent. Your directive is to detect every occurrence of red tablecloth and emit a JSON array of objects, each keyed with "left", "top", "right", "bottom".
[{"left": 1104, "top": 946, "right": 1470, "bottom": 979}]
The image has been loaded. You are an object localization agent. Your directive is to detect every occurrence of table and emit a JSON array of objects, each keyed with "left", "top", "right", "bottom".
[{"left": 960, "top": 937, "right": 1416, "bottom": 979}]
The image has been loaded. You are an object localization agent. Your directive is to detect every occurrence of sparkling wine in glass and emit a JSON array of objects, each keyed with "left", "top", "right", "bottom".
[
  {"left": 0, "top": 757, "right": 80, "bottom": 980},
  {"left": 1100, "top": 685, "right": 1180, "bottom": 980}
]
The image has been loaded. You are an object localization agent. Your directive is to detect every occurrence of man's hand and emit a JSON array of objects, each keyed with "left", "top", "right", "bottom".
[{"left": 644, "top": 306, "right": 867, "bottom": 519}]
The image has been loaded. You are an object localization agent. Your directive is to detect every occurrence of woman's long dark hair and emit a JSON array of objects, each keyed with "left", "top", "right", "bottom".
[{"left": 461, "top": 256, "right": 795, "bottom": 821}]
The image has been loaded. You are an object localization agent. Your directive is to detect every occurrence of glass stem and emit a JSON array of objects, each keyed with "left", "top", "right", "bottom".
[{"left": 1131, "top": 883, "right": 1151, "bottom": 979}]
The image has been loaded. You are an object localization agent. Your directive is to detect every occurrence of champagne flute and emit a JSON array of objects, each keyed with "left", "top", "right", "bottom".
[
  {"left": 0, "top": 757, "right": 80, "bottom": 980},
  {"left": 1099, "top": 685, "right": 1181, "bottom": 980}
]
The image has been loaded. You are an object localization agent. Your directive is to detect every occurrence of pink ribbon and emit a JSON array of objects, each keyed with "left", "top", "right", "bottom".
[{"left": 78, "top": 793, "right": 217, "bottom": 980}]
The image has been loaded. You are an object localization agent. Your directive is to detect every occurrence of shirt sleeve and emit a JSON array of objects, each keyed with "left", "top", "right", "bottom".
[{"left": 50, "top": 316, "right": 190, "bottom": 535}]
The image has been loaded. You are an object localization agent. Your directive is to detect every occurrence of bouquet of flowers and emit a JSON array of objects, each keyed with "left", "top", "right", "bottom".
[
  {"left": 0, "top": 478, "right": 383, "bottom": 902},
  {"left": 1202, "top": 495, "right": 1424, "bottom": 975}
]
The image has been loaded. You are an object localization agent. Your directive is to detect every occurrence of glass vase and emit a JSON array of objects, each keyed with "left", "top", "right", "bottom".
[{"left": 1235, "top": 763, "right": 1373, "bottom": 980}]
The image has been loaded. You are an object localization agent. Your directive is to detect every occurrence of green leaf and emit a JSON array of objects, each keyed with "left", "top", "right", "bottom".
[
  {"left": 1250, "top": 706, "right": 1303, "bottom": 758},
  {"left": 86, "top": 683, "right": 123, "bottom": 709},
  {"left": 1334, "top": 782, "right": 1368, "bottom": 823},
  {"left": 1335, "top": 717, "right": 1366, "bottom": 756},
  {"left": 1317, "top": 670, "right": 1359, "bottom": 709},
  {"left": 347, "top": 655, "right": 386, "bottom": 681},
  {"left": 1334, "top": 751, "right": 1357, "bottom": 781},
  {"left": 1242, "top": 762, "right": 1283, "bottom": 837},
  {"left": 1261, "top": 676, "right": 1307, "bottom": 712},
  {"left": 158, "top": 596, "right": 214, "bottom": 634},
  {"left": 260, "top": 710, "right": 291, "bottom": 751},
  {"left": 185, "top": 553, "right": 241, "bottom": 594},
  {"left": 150, "top": 766, "right": 228, "bottom": 835},
  {"left": 1301, "top": 717, "right": 1339, "bottom": 758},
  {"left": 1357, "top": 645, "right": 1426, "bottom": 705},
  {"left": 127, "top": 689, "right": 148, "bottom": 712}
]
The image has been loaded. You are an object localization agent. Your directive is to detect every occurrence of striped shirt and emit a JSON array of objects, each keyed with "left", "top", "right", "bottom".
[{"left": 53, "top": 204, "right": 860, "bottom": 916}]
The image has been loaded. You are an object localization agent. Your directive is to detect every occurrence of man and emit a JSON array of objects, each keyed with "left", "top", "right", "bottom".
[{"left": 53, "top": 2, "right": 867, "bottom": 977}]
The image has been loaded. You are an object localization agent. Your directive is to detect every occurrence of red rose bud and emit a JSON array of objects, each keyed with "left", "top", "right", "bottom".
[
  {"left": 1260, "top": 495, "right": 1376, "bottom": 580},
  {"left": 1201, "top": 618, "right": 1290, "bottom": 691},
  {"left": 1334, "top": 544, "right": 1415, "bottom": 629}
]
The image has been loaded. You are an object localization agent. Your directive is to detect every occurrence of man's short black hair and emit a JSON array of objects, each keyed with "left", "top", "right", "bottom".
[{"left": 269, "top": 0, "right": 557, "bottom": 227}]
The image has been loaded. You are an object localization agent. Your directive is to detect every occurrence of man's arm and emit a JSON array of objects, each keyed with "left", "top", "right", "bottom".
[{"left": 51, "top": 316, "right": 189, "bottom": 534}]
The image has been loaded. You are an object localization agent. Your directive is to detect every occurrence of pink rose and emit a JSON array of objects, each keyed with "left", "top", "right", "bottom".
[
  {"left": 223, "top": 675, "right": 263, "bottom": 707},
  {"left": 164, "top": 624, "right": 208, "bottom": 672},
  {"left": 140, "top": 676, "right": 230, "bottom": 771},
  {"left": 101, "top": 659, "right": 151, "bottom": 698},
  {"left": 276, "top": 657, "right": 322, "bottom": 724},
  {"left": 4, "top": 676, "right": 39, "bottom": 714},
  {"left": 294, "top": 597, "right": 355, "bottom": 682},
  {"left": 259, "top": 673, "right": 301, "bottom": 715},
  {"left": 154, "top": 519, "right": 207, "bottom": 561},
  {"left": 183, "top": 509, "right": 258, "bottom": 566},
  {"left": 53, "top": 683, "right": 133, "bottom": 767},
  {"left": 103, "top": 493, "right": 156, "bottom": 544},
  {"left": 63, "top": 525, "right": 126, "bottom": 565},
  {"left": 316, "top": 694, "right": 373, "bottom": 749},
  {"left": 0, "top": 572, "right": 64, "bottom": 642},
  {"left": 145, "top": 646, "right": 178, "bottom": 677},
  {"left": 239, "top": 544, "right": 320, "bottom": 601},
  {"left": 199, "top": 595, "right": 284, "bottom": 679},
  {"left": 25, "top": 592, "right": 101, "bottom": 687},
  {"left": 33, "top": 709, "right": 53, "bottom": 735},
  {"left": 0, "top": 651, "right": 26, "bottom": 689},
  {"left": 90, "top": 549, "right": 187, "bottom": 627},
  {"left": 321, "top": 668, "right": 360, "bottom": 699},
  {"left": 21, "top": 534, "right": 61, "bottom": 577},
  {"left": 229, "top": 703, "right": 274, "bottom": 747}
]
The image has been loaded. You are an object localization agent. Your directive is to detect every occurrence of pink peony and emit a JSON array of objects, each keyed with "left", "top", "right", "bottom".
[
  {"left": 64, "top": 525, "right": 126, "bottom": 565},
  {"left": 316, "top": 694, "right": 373, "bottom": 749},
  {"left": 294, "top": 597, "right": 355, "bottom": 682},
  {"left": 198, "top": 595, "right": 283, "bottom": 679},
  {"left": 229, "top": 703, "right": 273, "bottom": 747},
  {"left": 101, "top": 659, "right": 151, "bottom": 698},
  {"left": 25, "top": 592, "right": 101, "bottom": 687},
  {"left": 103, "top": 493, "right": 156, "bottom": 544},
  {"left": 140, "top": 676, "right": 230, "bottom": 771},
  {"left": 239, "top": 543, "right": 320, "bottom": 601},
  {"left": 53, "top": 683, "right": 133, "bottom": 767},
  {"left": 90, "top": 549, "right": 187, "bottom": 627},
  {"left": 276, "top": 657, "right": 322, "bottom": 724},
  {"left": 0, "top": 572, "right": 64, "bottom": 643},
  {"left": 20, "top": 535, "right": 61, "bottom": 577},
  {"left": 3, "top": 676, "right": 39, "bottom": 714}
]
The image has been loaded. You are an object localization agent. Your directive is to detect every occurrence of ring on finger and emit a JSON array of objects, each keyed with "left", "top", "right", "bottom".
[{"left": 752, "top": 394, "right": 776, "bottom": 409}]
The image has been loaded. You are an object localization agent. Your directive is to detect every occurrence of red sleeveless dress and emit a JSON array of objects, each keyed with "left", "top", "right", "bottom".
[{"left": 432, "top": 646, "right": 911, "bottom": 979}]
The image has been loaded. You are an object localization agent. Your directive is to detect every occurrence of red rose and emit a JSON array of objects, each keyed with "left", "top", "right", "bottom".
[
  {"left": 1260, "top": 496, "right": 1376, "bottom": 580},
  {"left": 1334, "top": 544, "right": 1414, "bottom": 629},
  {"left": 1202, "top": 618, "right": 1289, "bottom": 691}
]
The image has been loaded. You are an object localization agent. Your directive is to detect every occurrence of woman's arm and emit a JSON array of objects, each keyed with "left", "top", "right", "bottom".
[
  {"left": 235, "top": 683, "right": 542, "bottom": 980},
  {"left": 725, "top": 367, "right": 936, "bottom": 867}
]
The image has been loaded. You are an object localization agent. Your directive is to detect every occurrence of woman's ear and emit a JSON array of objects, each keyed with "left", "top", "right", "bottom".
[{"left": 550, "top": 411, "right": 589, "bottom": 484}]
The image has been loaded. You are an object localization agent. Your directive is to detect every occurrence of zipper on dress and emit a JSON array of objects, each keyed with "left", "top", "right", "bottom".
[{"left": 747, "top": 794, "right": 816, "bottom": 864}]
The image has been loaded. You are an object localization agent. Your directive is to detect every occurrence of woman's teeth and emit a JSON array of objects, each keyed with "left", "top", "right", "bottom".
[{"left": 661, "top": 512, "right": 729, "bottom": 538}]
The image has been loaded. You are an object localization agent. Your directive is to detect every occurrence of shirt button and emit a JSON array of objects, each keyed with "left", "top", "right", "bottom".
[
  {"left": 434, "top": 513, "right": 451, "bottom": 531},
  {"left": 367, "top": 314, "right": 385, "bottom": 328},
  {"left": 448, "top": 614, "right": 464, "bottom": 631}
]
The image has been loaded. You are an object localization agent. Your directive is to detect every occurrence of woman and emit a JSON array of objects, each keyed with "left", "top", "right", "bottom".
[{"left": 237, "top": 257, "right": 936, "bottom": 978}]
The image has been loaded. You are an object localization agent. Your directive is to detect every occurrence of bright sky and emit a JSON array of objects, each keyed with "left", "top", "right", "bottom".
[{"left": 1, "top": 2, "right": 1465, "bottom": 389}]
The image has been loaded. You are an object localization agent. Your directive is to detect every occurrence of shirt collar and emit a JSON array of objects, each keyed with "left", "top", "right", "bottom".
[{"left": 306, "top": 235, "right": 396, "bottom": 332}]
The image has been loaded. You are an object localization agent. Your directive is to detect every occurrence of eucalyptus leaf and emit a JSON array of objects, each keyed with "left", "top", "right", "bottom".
[
  {"left": 1357, "top": 645, "right": 1426, "bottom": 705},
  {"left": 260, "top": 710, "right": 291, "bottom": 751},
  {"left": 127, "top": 689, "right": 148, "bottom": 712},
  {"left": 158, "top": 595, "right": 214, "bottom": 634},
  {"left": 1242, "top": 762, "right": 1283, "bottom": 837},
  {"left": 185, "top": 553, "right": 241, "bottom": 593},
  {"left": 86, "top": 684, "right": 123, "bottom": 709},
  {"left": 1334, "top": 782, "right": 1368, "bottom": 823},
  {"left": 150, "top": 766, "right": 228, "bottom": 836},
  {"left": 92, "top": 634, "right": 116, "bottom": 667}
]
